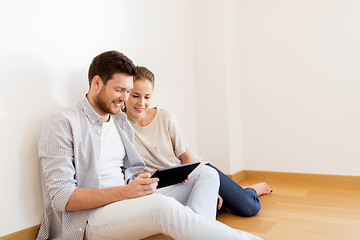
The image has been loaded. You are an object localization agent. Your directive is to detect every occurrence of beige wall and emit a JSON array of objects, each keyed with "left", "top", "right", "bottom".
[{"left": 238, "top": 0, "right": 360, "bottom": 175}]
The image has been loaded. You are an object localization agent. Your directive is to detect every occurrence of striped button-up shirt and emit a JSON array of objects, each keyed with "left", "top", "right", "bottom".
[{"left": 37, "top": 97, "right": 145, "bottom": 240}]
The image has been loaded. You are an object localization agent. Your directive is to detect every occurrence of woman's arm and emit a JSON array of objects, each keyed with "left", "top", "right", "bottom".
[{"left": 179, "top": 149, "right": 195, "bottom": 164}]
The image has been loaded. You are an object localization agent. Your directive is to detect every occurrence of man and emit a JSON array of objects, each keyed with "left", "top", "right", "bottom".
[{"left": 37, "top": 50, "right": 262, "bottom": 240}]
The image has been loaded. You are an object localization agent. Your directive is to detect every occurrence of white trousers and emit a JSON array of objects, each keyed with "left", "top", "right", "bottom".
[
  {"left": 155, "top": 164, "right": 219, "bottom": 219},
  {"left": 85, "top": 165, "right": 263, "bottom": 240}
]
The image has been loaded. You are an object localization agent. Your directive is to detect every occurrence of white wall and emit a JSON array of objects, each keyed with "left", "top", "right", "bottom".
[
  {"left": 193, "top": 0, "right": 230, "bottom": 172},
  {"left": 238, "top": 0, "right": 360, "bottom": 175},
  {"left": 193, "top": 0, "right": 244, "bottom": 174},
  {"left": 0, "top": 0, "right": 198, "bottom": 236}
]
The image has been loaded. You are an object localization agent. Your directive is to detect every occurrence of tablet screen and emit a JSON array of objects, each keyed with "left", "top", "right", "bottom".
[{"left": 151, "top": 162, "right": 201, "bottom": 188}]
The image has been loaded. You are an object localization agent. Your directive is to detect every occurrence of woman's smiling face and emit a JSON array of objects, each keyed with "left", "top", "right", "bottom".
[{"left": 126, "top": 79, "right": 154, "bottom": 119}]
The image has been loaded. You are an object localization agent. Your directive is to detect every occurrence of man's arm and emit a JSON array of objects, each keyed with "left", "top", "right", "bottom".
[
  {"left": 65, "top": 172, "right": 158, "bottom": 211},
  {"left": 39, "top": 113, "right": 155, "bottom": 212}
]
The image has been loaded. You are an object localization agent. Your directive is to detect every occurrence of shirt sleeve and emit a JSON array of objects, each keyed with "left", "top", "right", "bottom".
[
  {"left": 166, "top": 110, "right": 188, "bottom": 158},
  {"left": 38, "top": 113, "right": 77, "bottom": 212}
]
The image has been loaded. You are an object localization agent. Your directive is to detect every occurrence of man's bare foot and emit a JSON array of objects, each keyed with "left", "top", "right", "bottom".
[{"left": 245, "top": 183, "right": 272, "bottom": 196}]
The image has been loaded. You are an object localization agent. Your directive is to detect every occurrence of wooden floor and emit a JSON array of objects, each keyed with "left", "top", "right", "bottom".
[
  {"left": 144, "top": 171, "right": 360, "bottom": 240},
  {"left": 2, "top": 171, "right": 359, "bottom": 240}
]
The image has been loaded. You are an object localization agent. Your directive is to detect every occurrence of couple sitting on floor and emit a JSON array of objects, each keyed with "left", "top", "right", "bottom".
[{"left": 37, "top": 50, "right": 271, "bottom": 240}]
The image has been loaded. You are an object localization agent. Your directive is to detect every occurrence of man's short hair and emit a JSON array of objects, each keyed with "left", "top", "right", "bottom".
[{"left": 88, "top": 50, "right": 136, "bottom": 86}]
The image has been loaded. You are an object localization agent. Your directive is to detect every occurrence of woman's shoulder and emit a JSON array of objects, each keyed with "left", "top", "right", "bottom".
[{"left": 156, "top": 108, "right": 177, "bottom": 120}]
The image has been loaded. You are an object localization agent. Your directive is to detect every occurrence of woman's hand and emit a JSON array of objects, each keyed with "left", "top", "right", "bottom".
[
  {"left": 217, "top": 195, "right": 223, "bottom": 210},
  {"left": 179, "top": 176, "right": 190, "bottom": 185}
]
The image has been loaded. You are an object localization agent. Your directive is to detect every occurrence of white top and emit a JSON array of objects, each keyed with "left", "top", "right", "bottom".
[
  {"left": 100, "top": 116, "right": 126, "bottom": 188},
  {"left": 129, "top": 108, "right": 203, "bottom": 172}
]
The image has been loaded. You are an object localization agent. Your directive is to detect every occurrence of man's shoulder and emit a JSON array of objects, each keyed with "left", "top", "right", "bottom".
[
  {"left": 42, "top": 102, "right": 84, "bottom": 129},
  {"left": 54, "top": 102, "right": 83, "bottom": 120}
]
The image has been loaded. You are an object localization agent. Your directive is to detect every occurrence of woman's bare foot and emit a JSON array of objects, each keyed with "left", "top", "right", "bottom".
[{"left": 245, "top": 183, "right": 272, "bottom": 196}]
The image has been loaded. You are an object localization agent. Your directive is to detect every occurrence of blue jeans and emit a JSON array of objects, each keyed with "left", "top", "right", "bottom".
[{"left": 206, "top": 163, "right": 261, "bottom": 217}]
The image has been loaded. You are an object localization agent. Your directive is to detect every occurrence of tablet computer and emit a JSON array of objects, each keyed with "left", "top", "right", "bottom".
[{"left": 151, "top": 161, "right": 201, "bottom": 189}]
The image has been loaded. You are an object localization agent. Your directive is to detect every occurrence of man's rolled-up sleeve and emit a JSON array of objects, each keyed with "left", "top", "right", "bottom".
[{"left": 38, "top": 113, "right": 77, "bottom": 212}]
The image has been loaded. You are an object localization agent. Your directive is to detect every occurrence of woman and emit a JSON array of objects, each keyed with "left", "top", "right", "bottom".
[{"left": 123, "top": 66, "right": 272, "bottom": 217}]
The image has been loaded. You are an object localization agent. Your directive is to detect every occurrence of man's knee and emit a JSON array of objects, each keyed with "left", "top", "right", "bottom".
[{"left": 147, "top": 194, "right": 182, "bottom": 212}]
